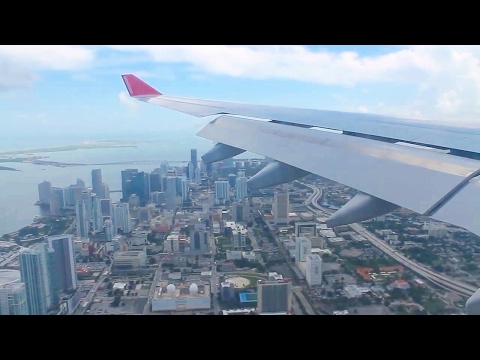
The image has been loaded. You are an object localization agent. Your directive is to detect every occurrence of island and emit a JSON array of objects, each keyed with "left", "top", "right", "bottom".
[{"left": 0, "top": 165, "right": 20, "bottom": 171}]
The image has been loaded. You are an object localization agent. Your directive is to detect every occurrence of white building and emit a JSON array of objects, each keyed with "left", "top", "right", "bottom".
[
  {"left": 306, "top": 254, "right": 323, "bottom": 286},
  {"left": 152, "top": 282, "right": 211, "bottom": 312},
  {"left": 75, "top": 200, "right": 89, "bottom": 238},
  {"left": 194, "top": 167, "right": 201, "bottom": 183},
  {"left": 113, "top": 250, "right": 146, "bottom": 268},
  {"left": 427, "top": 224, "right": 448, "bottom": 239},
  {"left": 215, "top": 180, "right": 230, "bottom": 205},
  {"left": 273, "top": 191, "right": 289, "bottom": 224},
  {"left": 50, "top": 187, "right": 65, "bottom": 215},
  {"left": 226, "top": 250, "right": 242, "bottom": 260},
  {"left": 104, "top": 219, "right": 115, "bottom": 242},
  {"left": 0, "top": 270, "right": 28, "bottom": 315},
  {"left": 181, "top": 178, "right": 189, "bottom": 202},
  {"left": 295, "top": 236, "right": 311, "bottom": 264},
  {"left": 112, "top": 202, "right": 131, "bottom": 234},
  {"left": 38, "top": 181, "right": 51, "bottom": 205},
  {"left": 164, "top": 234, "right": 180, "bottom": 253},
  {"left": 236, "top": 176, "right": 247, "bottom": 200}
]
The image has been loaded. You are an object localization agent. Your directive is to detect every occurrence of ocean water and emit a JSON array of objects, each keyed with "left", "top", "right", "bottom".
[{"left": 0, "top": 133, "right": 214, "bottom": 236}]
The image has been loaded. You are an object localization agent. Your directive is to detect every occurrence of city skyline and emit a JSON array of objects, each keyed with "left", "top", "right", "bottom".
[{"left": 2, "top": 45, "right": 480, "bottom": 141}]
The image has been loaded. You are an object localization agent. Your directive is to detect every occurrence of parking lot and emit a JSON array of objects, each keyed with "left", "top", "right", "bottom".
[
  {"left": 88, "top": 297, "right": 148, "bottom": 315},
  {"left": 87, "top": 273, "right": 155, "bottom": 315}
]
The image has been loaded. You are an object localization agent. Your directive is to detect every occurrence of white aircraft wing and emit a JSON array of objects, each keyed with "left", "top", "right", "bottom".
[{"left": 121, "top": 74, "right": 480, "bottom": 237}]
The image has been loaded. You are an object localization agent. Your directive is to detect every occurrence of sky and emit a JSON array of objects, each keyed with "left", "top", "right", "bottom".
[{"left": 2, "top": 45, "right": 480, "bottom": 147}]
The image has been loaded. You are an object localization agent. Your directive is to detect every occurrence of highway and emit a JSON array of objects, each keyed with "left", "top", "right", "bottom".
[
  {"left": 300, "top": 181, "right": 478, "bottom": 297},
  {"left": 144, "top": 266, "right": 162, "bottom": 314},
  {"left": 73, "top": 260, "right": 113, "bottom": 315}
]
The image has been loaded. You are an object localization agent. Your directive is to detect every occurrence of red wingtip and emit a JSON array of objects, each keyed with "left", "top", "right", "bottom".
[{"left": 121, "top": 74, "right": 162, "bottom": 97}]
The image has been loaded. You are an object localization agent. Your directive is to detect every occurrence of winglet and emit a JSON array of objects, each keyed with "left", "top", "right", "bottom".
[{"left": 121, "top": 74, "right": 162, "bottom": 97}]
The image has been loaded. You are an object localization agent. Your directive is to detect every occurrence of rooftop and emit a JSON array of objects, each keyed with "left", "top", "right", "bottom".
[{"left": 0, "top": 269, "right": 20, "bottom": 286}]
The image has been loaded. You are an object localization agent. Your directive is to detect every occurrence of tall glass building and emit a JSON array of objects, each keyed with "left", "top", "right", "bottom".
[{"left": 19, "top": 245, "right": 53, "bottom": 315}]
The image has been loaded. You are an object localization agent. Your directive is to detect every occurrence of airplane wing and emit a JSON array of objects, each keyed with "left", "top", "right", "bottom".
[{"left": 121, "top": 74, "right": 480, "bottom": 237}]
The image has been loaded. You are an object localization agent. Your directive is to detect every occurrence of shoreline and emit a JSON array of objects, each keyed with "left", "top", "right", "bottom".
[{"left": 0, "top": 140, "right": 139, "bottom": 158}]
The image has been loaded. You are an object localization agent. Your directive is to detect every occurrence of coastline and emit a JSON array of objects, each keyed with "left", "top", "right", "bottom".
[{"left": 0, "top": 140, "right": 139, "bottom": 158}]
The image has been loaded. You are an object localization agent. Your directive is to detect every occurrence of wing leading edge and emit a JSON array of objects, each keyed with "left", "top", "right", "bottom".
[{"left": 120, "top": 74, "right": 480, "bottom": 237}]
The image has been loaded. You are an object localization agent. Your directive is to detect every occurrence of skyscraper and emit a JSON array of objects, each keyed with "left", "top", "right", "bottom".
[
  {"left": 160, "top": 161, "right": 169, "bottom": 176},
  {"left": 0, "top": 270, "right": 28, "bottom": 315},
  {"left": 121, "top": 169, "right": 138, "bottom": 201},
  {"left": 306, "top": 254, "right": 323, "bottom": 286},
  {"left": 38, "top": 181, "right": 51, "bottom": 205},
  {"left": 91, "top": 169, "right": 103, "bottom": 198},
  {"left": 92, "top": 196, "right": 103, "bottom": 232},
  {"left": 47, "top": 235, "right": 76, "bottom": 292},
  {"left": 165, "top": 177, "right": 177, "bottom": 211},
  {"left": 188, "top": 162, "right": 194, "bottom": 181},
  {"left": 191, "top": 149, "right": 198, "bottom": 171},
  {"left": 149, "top": 172, "right": 162, "bottom": 192},
  {"left": 295, "top": 237, "right": 311, "bottom": 264},
  {"left": 50, "top": 187, "right": 65, "bottom": 216},
  {"left": 257, "top": 280, "right": 292, "bottom": 314},
  {"left": 104, "top": 218, "right": 115, "bottom": 241},
  {"left": 194, "top": 167, "right": 201, "bottom": 184},
  {"left": 236, "top": 176, "right": 247, "bottom": 201},
  {"left": 112, "top": 202, "right": 131, "bottom": 234},
  {"left": 215, "top": 181, "right": 230, "bottom": 205},
  {"left": 75, "top": 200, "right": 89, "bottom": 238},
  {"left": 100, "top": 198, "right": 112, "bottom": 218},
  {"left": 81, "top": 189, "right": 92, "bottom": 221},
  {"left": 19, "top": 245, "right": 53, "bottom": 315},
  {"left": 181, "top": 178, "right": 189, "bottom": 202},
  {"left": 102, "top": 183, "right": 110, "bottom": 200},
  {"left": 273, "top": 191, "right": 289, "bottom": 224}
]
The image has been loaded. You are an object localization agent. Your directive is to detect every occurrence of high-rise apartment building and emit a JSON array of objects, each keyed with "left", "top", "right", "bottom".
[
  {"left": 257, "top": 280, "right": 292, "bottom": 314},
  {"left": 235, "top": 176, "right": 247, "bottom": 200},
  {"left": 0, "top": 270, "right": 28, "bottom": 315},
  {"left": 273, "top": 191, "right": 289, "bottom": 224},
  {"left": 91, "top": 169, "right": 103, "bottom": 198},
  {"left": 112, "top": 202, "right": 131, "bottom": 234},
  {"left": 75, "top": 200, "right": 89, "bottom": 238},
  {"left": 19, "top": 245, "right": 54, "bottom": 315},
  {"left": 50, "top": 187, "right": 65, "bottom": 216},
  {"left": 181, "top": 178, "right": 189, "bottom": 202},
  {"left": 47, "top": 235, "right": 76, "bottom": 292},
  {"left": 165, "top": 177, "right": 177, "bottom": 211},
  {"left": 191, "top": 149, "right": 198, "bottom": 171},
  {"left": 306, "top": 254, "right": 323, "bottom": 286},
  {"left": 215, "top": 181, "right": 230, "bottom": 205},
  {"left": 38, "top": 181, "right": 51, "bottom": 205},
  {"left": 295, "top": 236, "right": 311, "bottom": 264}
]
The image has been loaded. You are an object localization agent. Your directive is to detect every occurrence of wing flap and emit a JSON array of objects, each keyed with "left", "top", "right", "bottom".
[{"left": 431, "top": 178, "right": 480, "bottom": 235}]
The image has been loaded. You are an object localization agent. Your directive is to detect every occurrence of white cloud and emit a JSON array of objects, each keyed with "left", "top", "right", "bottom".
[
  {"left": 358, "top": 106, "right": 368, "bottom": 113},
  {"left": 0, "top": 45, "right": 94, "bottom": 92},
  {"left": 5, "top": 45, "right": 480, "bottom": 124},
  {"left": 103, "top": 45, "right": 480, "bottom": 123},
  {"left": 118, "top": 91, "right": 138, "bottom": 111}
]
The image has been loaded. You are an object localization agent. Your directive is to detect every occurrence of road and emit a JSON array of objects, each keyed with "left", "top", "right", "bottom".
[
  {"left": 144, "top": 265, "right": 162, "bottom": 314},
  {"left": 73, "top": 260, "right": 113, "bottom": 315},
  {"left": 302, "top": 181, "right": 478, "bottom": 297},
  {"left": 292, "top": 287, "right": 316, "bottom": 315}
]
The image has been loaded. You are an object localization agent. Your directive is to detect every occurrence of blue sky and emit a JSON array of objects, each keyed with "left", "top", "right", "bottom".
[{"left": 1, "top": 45, "right": 480, "bottom": 147}]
